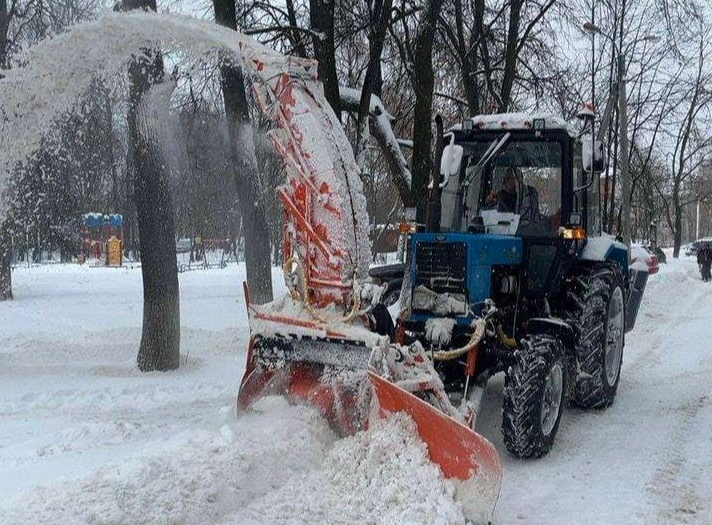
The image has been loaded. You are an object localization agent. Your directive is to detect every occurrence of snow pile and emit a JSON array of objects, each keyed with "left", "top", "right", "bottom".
[
  {"left": 4, "top": 259, "right": 712, "bottom": 525},
  {"left": 580, "top": 233, "right": 627, "bottom": 262},
  {"left": 0, "top": 397, "right": 336, "bottom": 525},
  {"left": 0, "top": 265, "right": 468, "bottom": 525},
  {"left": 0, "top": 396, "right": 466, "bottom": 525},
  {"left": 229, "top": 412, "right": 466, "bottom": 525}
]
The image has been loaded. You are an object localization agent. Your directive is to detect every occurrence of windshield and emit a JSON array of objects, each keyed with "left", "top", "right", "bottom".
[{"left": 440, "top": 138, "right": 563, "bottom": 235}]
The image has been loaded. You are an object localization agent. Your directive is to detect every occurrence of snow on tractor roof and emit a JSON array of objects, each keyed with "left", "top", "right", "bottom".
[{"left": 453, "top": 113, "right": 576, "bottom": 136}]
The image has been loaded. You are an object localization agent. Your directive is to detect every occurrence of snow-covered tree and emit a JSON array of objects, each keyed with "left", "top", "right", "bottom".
[
  {"left": 120, "top": 0, "right": 181, "bottom": 372},
  {"left": 213, "top": 0, "right": 273, "bottom": 304}
]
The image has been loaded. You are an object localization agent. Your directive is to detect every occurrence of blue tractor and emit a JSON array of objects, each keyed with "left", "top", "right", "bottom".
[{"left": 392, "top": 113, "right": 648, "bottom": 458}]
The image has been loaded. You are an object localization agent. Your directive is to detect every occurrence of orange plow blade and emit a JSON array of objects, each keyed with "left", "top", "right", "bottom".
[
  {"left": 369, "top": 371, "right": 502, "bottom": 523},
  {"left": 237, "top": 335, "right": 374, "bottom": 435}
]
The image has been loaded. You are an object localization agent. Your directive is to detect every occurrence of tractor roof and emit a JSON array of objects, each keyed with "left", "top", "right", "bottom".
[{"left": 452, "top": 113, "right": 578, "bottom": 137}]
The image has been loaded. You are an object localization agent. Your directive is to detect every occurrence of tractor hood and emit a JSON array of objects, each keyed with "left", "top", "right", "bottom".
[{"left": 409, "top": 232, "right": 522, "bottom": 324}]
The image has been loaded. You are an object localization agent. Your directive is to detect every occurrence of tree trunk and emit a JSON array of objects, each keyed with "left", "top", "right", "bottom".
[
  {"left": 213, "top": 0, "right": 273, "bottom": 304},
  {"left": 123, "top": 0, "right": 180, "bottom": 372},
  {"left": 309, "top": 0, "right": 341, "bottom": 119},
  {"left": 607, "top": 108, "right": 620, "bottom": 233},
  {"left": 340, "top": 91, "right": 413, "bottom": 208},
  {"left": 673, "top": 191, "right": 682, "bottom": 258},
  {"left": 411, "top": 0, "right": 445, "bottom": 222},
  {"left": 498, "top": 0, "right": 524, "bottom": 113},
  {"left": 0, "top": 0, "right": 8, "bottom": 71},
  {"left": 285, "top": 0, "right": 307, "bottom": 57},
  {"left": 354, "top": 0, "right": 392, "bottom": 166},
  {"left": 454, "top": 0, "right": 480, "bottom": 116},
  {"left": 0, "top": 0, "right": 11, "bottom": 299},
  {"left": 0, "top": 232, "right": 11, "bottom": 301}
]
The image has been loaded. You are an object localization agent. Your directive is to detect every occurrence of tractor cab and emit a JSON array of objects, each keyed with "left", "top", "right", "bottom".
[
  {"left": 438, "top": 114, "right": 598, "bottom": 239},
  {"left": 407, "top": 113, "right": 603, "bottom": 326}
]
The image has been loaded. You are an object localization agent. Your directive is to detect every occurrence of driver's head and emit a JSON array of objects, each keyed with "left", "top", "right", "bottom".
[{"left": 503, "top": 167, "right": 517, "bottom": 193}]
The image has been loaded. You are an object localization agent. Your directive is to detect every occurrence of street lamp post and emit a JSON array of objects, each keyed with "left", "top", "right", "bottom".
[
  {"left": 619, "top": 54, "right": 631, "bottom": 247},
  {"left": 582, "top": 22, "right": 659, "bottom": 247}
]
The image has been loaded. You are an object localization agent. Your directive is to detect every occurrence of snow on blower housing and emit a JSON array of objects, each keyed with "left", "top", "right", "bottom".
[{"left": 234, "top": 42, "right": 647, "bottom": 523}]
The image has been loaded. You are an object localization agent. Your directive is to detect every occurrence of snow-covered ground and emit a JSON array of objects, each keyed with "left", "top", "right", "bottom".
[{"left": 1, "top": 257, "right": 711, "bottom": 524}]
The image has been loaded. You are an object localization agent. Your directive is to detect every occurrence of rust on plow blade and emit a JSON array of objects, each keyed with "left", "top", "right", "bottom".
[{"left": 369, "top": 371, "right": 502, "bottom": 523}]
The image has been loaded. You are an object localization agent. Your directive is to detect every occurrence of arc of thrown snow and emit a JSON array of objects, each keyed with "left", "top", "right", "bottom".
[{"left": 0, "top": 11, "right": 370, "bottom": 286}]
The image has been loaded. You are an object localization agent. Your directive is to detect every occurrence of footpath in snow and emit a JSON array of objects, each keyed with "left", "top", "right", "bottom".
[{"left": 1, "top": 258, "right": 711, "bottom": 524}]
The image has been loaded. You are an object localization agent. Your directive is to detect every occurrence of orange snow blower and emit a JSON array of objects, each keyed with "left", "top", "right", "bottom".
[
  {"left": 234, "top": 46, "right": 501, "bottom": 523},
  {"left": 237, "top": 300, "right": 502, "bottom": 523}
]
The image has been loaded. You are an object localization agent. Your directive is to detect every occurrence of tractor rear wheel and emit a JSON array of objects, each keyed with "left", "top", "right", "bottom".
[
  {"left": 567, "top": 266, "right": 625, "bottom": 409},
  {"left": 502, "top": 334, "right": 566, "bottom": 458}
]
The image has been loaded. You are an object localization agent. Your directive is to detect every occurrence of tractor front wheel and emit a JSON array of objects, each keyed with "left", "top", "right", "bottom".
[{"left": 502, "top": 334, "right": 566, "bottom": 459}]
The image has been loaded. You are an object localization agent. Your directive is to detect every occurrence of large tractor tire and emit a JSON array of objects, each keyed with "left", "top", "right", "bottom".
[
  {"left": 502, "top": 334, "right": 566, "bottom": 458},
  {"left": 566, "top": 265, "right": 625, "bottom": 409}
]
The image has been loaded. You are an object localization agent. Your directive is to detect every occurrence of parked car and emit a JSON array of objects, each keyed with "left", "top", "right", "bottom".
[
  {"left": 685, "top": 241, "right": 701, "bottom": 257},
  {"left": 176, "top": 238, "right": 192, "bottom": 254},
  {"left": 685, "top": 238, "right": 712, "bottom": 257},
  {"left": 631, "top": 244, "right": 660, "bottom": 275}
]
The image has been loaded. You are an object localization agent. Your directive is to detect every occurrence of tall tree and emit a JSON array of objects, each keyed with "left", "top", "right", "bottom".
[
  {"left": 498, "top": 0, "right": 524, "bottom": 112},
  {"left": 0, "top": 228, "right": 10, "bottom": 301},
  {"left": 411, "top": 0, "right": 445, "bottom": 222},
  {"left": 0, "top": 0, "right": 9, "bottom": 70},
  {"left": 309, "top": 0, "right": 341, "bottom": 118},
  {"left": 0, "top": 0, "right": 11, "bottom": 300},
  {"left": 354, "top": 0, "right": 393, "bottom": 166},
  {"left": 664, "top": 39, "right": 712, "bottom": 257},
  {"left": 213, "top": 0, "right": 273, "bottom": 304},
  {"left": 121, "top": 0, "right": 181, "bottom": 371}
]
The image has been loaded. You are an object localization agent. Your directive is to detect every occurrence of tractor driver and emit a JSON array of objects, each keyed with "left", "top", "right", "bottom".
[
  {"left": 485, "top": 167, "right": 519, "bottom": 213},
  {"left": 485, "top": 167, "right": 542, "bottom": 223}
]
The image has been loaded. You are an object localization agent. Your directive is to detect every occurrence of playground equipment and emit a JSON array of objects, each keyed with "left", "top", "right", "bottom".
[{"left": 80, "top": 213, "right": 123, "bottom": 266}]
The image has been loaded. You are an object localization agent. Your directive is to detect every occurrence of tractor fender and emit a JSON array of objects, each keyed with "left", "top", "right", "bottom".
[
  {"left": 526, "top": 317, "right": 577, "bottom": 391},
  {"left": 625, "top": 267, "right": 649, "bottom": 332},
  {"left": 526, "top": 317, "right": 575, "bottom": 349},
  {"left": 579, "top": 235, "right": 629, "bottom": 273}
]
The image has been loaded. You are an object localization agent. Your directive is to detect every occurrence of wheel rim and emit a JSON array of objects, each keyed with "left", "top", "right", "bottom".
[
  {"left": 605, "top": 286, "right": 625, "bottom": 385},
  {"left": 541, "top": 363, "right": 563, "bottom": 436}
]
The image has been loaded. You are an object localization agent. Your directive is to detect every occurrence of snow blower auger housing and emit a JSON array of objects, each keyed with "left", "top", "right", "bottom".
[
  {"left": 394, "top": 113, "right": 649, "bottom": 460},
  {"left": 235, "top": 48, "right": 501, "bottom": 524}
]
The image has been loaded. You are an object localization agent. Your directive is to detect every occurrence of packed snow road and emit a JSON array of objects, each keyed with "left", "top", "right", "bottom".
[{"left": 0, "top": 257, "right": 710, "bottom": 524}]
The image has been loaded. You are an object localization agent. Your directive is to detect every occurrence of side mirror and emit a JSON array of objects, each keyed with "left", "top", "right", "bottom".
[
  {"left": 582, "top": 137, "right": 606, "bottom": 173},
  {"left": 440, "top": 143, "right": 464, "bottom": 178}
]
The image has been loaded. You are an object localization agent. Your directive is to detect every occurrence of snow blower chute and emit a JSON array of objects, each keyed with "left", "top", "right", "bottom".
[{"left": 234, "top": 46, "right": 501, "bottom": 522}]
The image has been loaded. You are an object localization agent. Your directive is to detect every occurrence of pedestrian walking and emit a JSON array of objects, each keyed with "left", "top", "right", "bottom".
[{"left": 697, "top": 243, "right": 712, "bottom": 282}]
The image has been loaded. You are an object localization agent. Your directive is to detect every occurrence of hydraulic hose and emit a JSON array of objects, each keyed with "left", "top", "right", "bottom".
[{"left": 432, "top": 318, "right": 486, "bottom": 361}]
